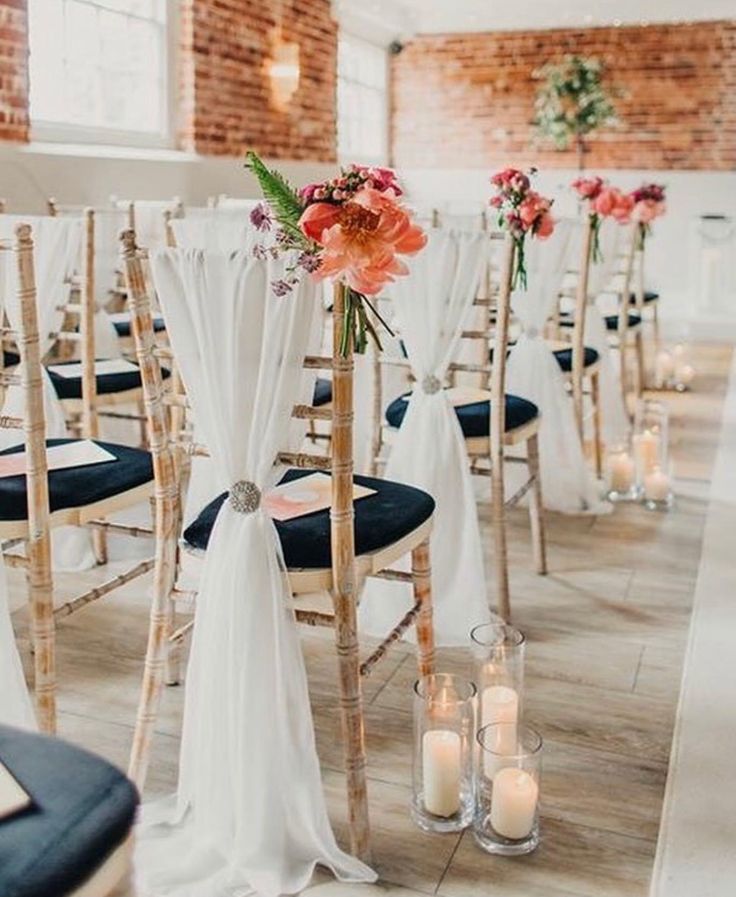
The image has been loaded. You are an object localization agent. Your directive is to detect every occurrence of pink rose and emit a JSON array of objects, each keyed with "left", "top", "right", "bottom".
[{"left": 572, "top": 176, "right": 604, "bottom": 200}]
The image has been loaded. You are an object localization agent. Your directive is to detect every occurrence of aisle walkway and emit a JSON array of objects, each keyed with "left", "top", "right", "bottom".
[{"left": 8, "top": 343, "right": 732, "bottom": 897}]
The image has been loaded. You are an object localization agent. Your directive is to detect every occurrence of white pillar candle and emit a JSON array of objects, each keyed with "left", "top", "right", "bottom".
[
  {"left": 655, "top": 350, "right": 674, "bottom": 385},
  {"left": 491, "top": 767, "right": 539, "bottom": 840},
  {"left": 633, "top": 429, "right": 660, "bottom": 474},
  {"left": 644, "top": 467, "right": 671, "bottom": 502},
  {"left": 422, "top": 730, "right": 461, "bottom": 817},
  {"left": 607, "top": 451, "right": 635, "bottom": 492}
]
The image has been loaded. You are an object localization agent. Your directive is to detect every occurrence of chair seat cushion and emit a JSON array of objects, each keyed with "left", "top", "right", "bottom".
[
  {"left": 112, "top": 315, "right": 165, "bottom": 337},
  {"left": 47, "top": 360, "right": 170, "bottom": 401},
  {"left": 0, "top": 724, "right": 138, "bottom": 897},
  {"left": 184, "top": 469, "right": 435, "bottom": 569},
  {"left": 4, "top": 350, "right": 20, "bottom": 368},
  {"left": 313, "top": 377, "right": 332, "bottom": 407},
  {"left": 0, "top": 438, "right": 153, "bottom": 521},
  {"left": 605, "top": 313, "right": 642, "bottom": 331},
  {"left": 553, "top": 346, "right": 600, "bottom": 372},
  {"left": 386, "top": 391, "right": 538, "bottom": 438},
  {"left": 629, "top": 290, "right": 659, "bottom": 304}
]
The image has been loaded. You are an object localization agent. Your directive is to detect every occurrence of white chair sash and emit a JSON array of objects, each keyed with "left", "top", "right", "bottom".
[
  {"left": 0, "top": 216, "right": 95, "bottom": 571},
  {"left": 506, "top": 220, "right": 610, "bottom": 514},
  {"left": 135, "top": 248, "right": 375, "bottom": 897},
  {"left": 360, "top": 230, "right": 492, "bottom": 645},
  {"left": 172, "top": 212, "right": 258, "bottom": 251}
]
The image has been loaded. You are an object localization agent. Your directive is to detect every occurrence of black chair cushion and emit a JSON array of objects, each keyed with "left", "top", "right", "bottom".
[
  {"left": 313, "top": 377, "right": 332, "bottom": 407},
  {"left": 553, "top": 346, "right": 600, "bottom": 372},
  {"left": 47, "top": 360, "right": 170, "bottom": 400},
  {"left": 112, "top": 315, "right": 165, "bottom": 337},
  {"left": 605, "top": 313, "right": 642, "bottom": 331},
  {"left": 0, "top": 438, "right": 153, "bottom": 520},
  {"left": 0, "top": 724, "right": 138, "bottom": 897},
  {"left": 385, "top": 391, "right": 538, "bottom": 439},
  {"left": 4, "top": 350, "right": 20, "bottom": 368},
  {"left": 184, "top": 469, "right": 435, "bottom": 569},
  {"left": 629, "top": 290, "right": 659, "bottom": 304}
]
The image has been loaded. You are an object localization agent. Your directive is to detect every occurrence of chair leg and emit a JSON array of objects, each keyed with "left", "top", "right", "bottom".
[
  {"left": 332, "top": 586, "right": 371, "bottom": 863},
  {"left": 634, "top": 330, "right": 645, "bottom": 398},
  {"left": 164, "top": 589, "right": 180, "bottom": 686},
  {"left": 491, "top": 450, "right": 511, "bottom": 621},
  {"left": 92, "top": 527, "right": 108, "bottom": 565},
  {"left": 128, "top": 500, "right": 178, "bottom": 790},
  {"left": 26, "top": 534, "right": 56, "bottom": 733},
  {"left": 590, "top": 371, "right": 603, "bottom": 479},
  {"left": 526, "top": 433, "right": 547, "bottom": 576},
  {"left": 412, "top": 539, "right": 435, "bottom": 677}
]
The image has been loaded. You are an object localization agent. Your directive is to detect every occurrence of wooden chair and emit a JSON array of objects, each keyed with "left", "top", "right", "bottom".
[
  {"left": 122, "top": 234, "right": 437, "bottom": 860},
  {"left": 629, "top": 228, "right": 661, "bottom": 354},
  {"left": 0, "top": 224, "right": 159, "bottom": 733},
  {"left": 373, "top": 233, "right": 545, "bottom": 621},
  {"left": 608, "top": 225, "right": 645, "bottom": 405}
]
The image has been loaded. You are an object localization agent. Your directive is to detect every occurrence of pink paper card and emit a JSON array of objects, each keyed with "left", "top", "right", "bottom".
[
  {"left": 0, "top": 761, "right": 31, "bottom": 822},
  {"left": 264, "top": 473, "right": 376, "bottom": 522},
  {"left": 0, "top": 440, "right": 118, "bottom": 479}
]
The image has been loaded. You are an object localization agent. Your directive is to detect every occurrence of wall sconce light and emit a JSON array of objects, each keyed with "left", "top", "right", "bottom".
[{"left": 269, "top": 37, "right": 300, "bottom": 111}]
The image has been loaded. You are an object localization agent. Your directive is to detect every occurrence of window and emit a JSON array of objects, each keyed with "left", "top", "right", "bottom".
[
  {"left": 28, "top": 0, "right": 171, "bottom": 146},
  {"left": 337, "top": 34, "right": 388, "bottom": 165}
]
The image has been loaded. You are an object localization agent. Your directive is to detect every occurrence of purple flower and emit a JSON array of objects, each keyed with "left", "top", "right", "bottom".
[
  {"left": 298, "top": 251, "right": 322, "bottom": 274},
  {"left": 250, "top": 202, "right": 273, "bottom": 232},
  {"left": 252, "top": 242, "right": 269, "bottom": 260},
  {"left": 272, "top": 278, "right": 294, "bottom": 298}
]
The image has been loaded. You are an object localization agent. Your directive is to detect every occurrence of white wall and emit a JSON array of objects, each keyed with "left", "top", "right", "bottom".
[{"left": 402, "top": 168, "right": 736, "bottom": 340}]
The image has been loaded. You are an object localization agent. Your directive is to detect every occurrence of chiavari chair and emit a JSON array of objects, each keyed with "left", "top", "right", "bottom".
[
  {"left": 629, "top": 230, "right": 661, "bottom": 349},
  {"left": 0, "top": 224, "right": 159, "bottom": 733},
  {"left": 122, "top": 233, "right": 437, "bottom": 859},
  {"left": 373, "top": 231, "right": 545, "bottom": 621},
  {"left": 607, "top": 224, "right": 645, "bottom": 404}
]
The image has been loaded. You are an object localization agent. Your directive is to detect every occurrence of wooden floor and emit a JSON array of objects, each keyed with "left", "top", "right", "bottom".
[{"left": 8, "top": 342, "right": 732, "bottom": 897}]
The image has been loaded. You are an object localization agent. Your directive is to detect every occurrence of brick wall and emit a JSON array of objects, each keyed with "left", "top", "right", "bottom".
[
  {"left": 179, "top": 0, "right": 337, "bottom": 161},
  {"left": 392, "top": 21, "right": 736, "bottom": 171},
  {"left": 0, "top": 0, "right": 28, "bottom": 143}
]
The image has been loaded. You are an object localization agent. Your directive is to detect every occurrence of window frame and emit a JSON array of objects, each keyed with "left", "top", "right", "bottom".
[
  {"left": 336, "top": 31, "right": 390, "bottom": 167},
  {"left": 28, "top": 0, "right": 177, "bottom": 149}
]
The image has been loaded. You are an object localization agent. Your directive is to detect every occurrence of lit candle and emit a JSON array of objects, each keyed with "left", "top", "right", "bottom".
[
  {"left": 633, "top": 428, "right": 660, "bottom": 474},
  {"left": 644, "top": 466, "right": 671, "bottom": 502},
  {"left": 607, "top": 450, "right": 635, "bottom": 493},
  {"left": 490, "top": 767, "right": 539, "bottom": 840},
  {"left": 422, "top": 730, "right": 461, "bottom": 817}
]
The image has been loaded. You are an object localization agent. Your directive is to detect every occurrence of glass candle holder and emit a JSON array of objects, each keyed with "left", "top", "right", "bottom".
[
  {"left": 412, "top": 673, "right": 476, "bottom": 833},
  {"left": 470, "top": 624, "right": 525, "bottom": 749},
  {"left": 605, "top": 442, "right": 640, "bottom": 502},
  {"left": 672, "top": 343, "right": 695, "bottom": 392},
  {"left": 632, "top": 399, "right": 669, "bottom": 489},
  {"left": 642, "top": 458, "right": 674, "bottom": 511},
  {"left": 474, "top": 723, "right": 543, "bottom": 856}
]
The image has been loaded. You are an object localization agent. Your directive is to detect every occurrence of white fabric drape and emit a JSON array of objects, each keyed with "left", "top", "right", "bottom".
[
  {"left": 135, "top": 248, "right": 375, "bottom": 897},
  {"left": 172, "top": 212, "right": 258, "bottom": 251},
  {"left": 506, "top": 221, "right": 610, "bottom": 514},
  {"left": 586, "top": 219, "right": 630, "bottom": 446},
  {"left": 0, "top": 216, "right": 96, "bottom": 570},
  {"left": 0, "top": 246, "right": 35, "bottom": 730},
  {"left": 360, "top": 230, "right": 492, "bottom": 645}
]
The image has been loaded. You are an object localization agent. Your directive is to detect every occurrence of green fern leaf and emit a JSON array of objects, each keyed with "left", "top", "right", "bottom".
[{"left": 244, "top": 151, "right": 307, "bottom": 244}]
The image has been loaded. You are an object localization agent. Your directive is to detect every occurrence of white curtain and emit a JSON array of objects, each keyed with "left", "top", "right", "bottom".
[
  {"left": 0, "top": 247, "right": 36, "bottom": 730},
  {"left": 135, "top": 248, "right": 375, "bottom": 897},
  {"left": 506, "top": 220, "right": 610, "bottom": 514},
  {"left": 360, "top": 230, "right": 492, "bottom": 645},
  {"left": 586, "top": 219, "right": 630, "bottom": 446},
  {"left": 0, "top": 216, "right": 96, "bottom": 570}
]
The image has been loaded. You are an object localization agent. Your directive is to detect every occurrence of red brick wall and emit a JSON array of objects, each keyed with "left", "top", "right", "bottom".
[
  {"left": 0, "top": 0, "right": 28, "bottom": 143},
  {"left": 391, "top": 20, "right": 736, "bottom": 171},
  {"left": 179, "top": 0, "right": 337, "bottom": 160}
]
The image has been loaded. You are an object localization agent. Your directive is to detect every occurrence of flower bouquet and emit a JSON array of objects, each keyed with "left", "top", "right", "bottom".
[
  {"left": 489, "top": 168, "right": 555, "bottom": 289},
  {"left": 630, "top": 183, "right": 666, "bottom": 249},
  {"left": 245, "top": 152, "right": 427, "bottom": 355},
  {"left": 572, "top": 176, "right": 635, "bottom": 262}
]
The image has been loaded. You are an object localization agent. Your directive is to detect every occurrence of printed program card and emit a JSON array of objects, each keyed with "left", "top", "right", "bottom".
[
  {"left": 0, "top": 761, "right": 31, "bottom": 822},
  {"left": 265, "top": 473, "right": 376, "bottom": 522},
  {"left": 0, "top": 440, "right": 118, "bottom": 479}
]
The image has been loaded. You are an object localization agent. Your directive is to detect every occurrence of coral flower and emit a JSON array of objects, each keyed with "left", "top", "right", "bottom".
[
  {"left": 632, "top": 199, "right": 665, "bottom": 224},
  {"left": 298, "top": 187, "right": 426, "bottom": 295}
]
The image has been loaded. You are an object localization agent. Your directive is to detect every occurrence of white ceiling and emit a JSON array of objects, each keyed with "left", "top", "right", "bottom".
[{"left": 335, "top": 0, "right": 736, "bottom": 37}]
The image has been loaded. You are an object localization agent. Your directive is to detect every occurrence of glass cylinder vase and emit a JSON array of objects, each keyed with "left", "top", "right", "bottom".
[
  {"left": 470, "top": 623, "right": 525, "bottom": 740},
  {"left": 605, "top": 442, "right": 640, "bottom": 502},
  {"left": 632, "top": 399, "right": 669, "bottom": 490},
  {"left": 412, "top": 673, "right": 476, "bottom": 833},
  {"left": 474, "top": 723, "right": 543, "bottom": 856}
]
